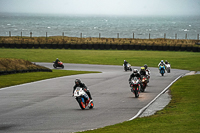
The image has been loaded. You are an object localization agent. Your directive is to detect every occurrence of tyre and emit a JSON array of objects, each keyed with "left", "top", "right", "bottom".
[
  {"left": 130, "top": 68, "right": 132, "bottom": 71},
  {"left": 53, "top": 64, "right": 56, "bottom": 68},
  {"left": 76, "top": 97, "right": 85, "bottom": 110},
  {"left": 162, "top": 73, "right": 164, "bottom": 76},
  {"left": 89, "top": 101, "right": 94, "bottom": 109},
  {"left": 134, "top": 87, "right": 139, "bottom": 98},
  {"left": 62, "top": 65, "right": 64, "bottom": 69}
]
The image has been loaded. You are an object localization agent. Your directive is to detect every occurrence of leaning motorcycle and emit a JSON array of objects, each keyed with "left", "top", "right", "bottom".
[
  {"left": 53, "top": 61, "right": 64, "bottom": 69},
  {"left": 145, "top": 70, "right": 150, "bottom": 83},
  {"left": 130, "top": 77, "right": 140, "bottom": 98},
  {"left": 73, "top": 87, "right": 94, "bottom": 110},
  {"left": 141, "top": 75, "right": 148, "bottom": 92},
  {"left": 165, "top": 63, "right": 171, "bottom": 73},
  {"left": 123, "top": 63, "right": 132, "bottom": 71},
  {"left": 159, "top": 65, "right": 165, "bottom": 76}
]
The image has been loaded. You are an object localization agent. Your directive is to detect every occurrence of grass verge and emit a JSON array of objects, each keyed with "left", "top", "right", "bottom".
[
  {"left": 79, "top": 74, "right": 200, "bottom": 133},
  {"left": 0, "top": 49, "right": 200, "bottom": 71},
  {"left": 0, "top": 69, "right": 99, "bottom": 88}
]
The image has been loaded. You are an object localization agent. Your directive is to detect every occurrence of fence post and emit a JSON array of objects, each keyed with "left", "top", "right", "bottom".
[
  {"left": 133, "top": 33, "right": 134, "bottom": 39},
  {"left": 99, "top": 33, "right": 101, "bottom": 39},
  {"left": 149, "top": 33, "right": 150, "bottom": 39},
  {"left": 21, "top": 32, "right": 22, "bottom": 38},
  {"left": 30, "top": 32, "right": 32, "bottom": 38},
  {"left": 164, "top": 33, "right": 166, "bottom": 39},
  {"left": 198, "top": 34, "right": 199, "bottom": 40},
  {"left": 46, "top": 32, "right": 47, "bottom": 42},
  {"left": 62, "top": 32, "right": 64, "bottom": 39},
  {"left": 117, "top": 33, "right": 119, "bottom": 38},
  {"left": 80, "top": 33, "right": 82, "bottom": 38},
  {"left": 9, "top": 31, "right": 11, "bottom": 37},
  {"left": 185, "top": 34, "right": 187, "bottom": 39},
  {"left": 175, "top": 33, "right": 177, "bottom": 39}
]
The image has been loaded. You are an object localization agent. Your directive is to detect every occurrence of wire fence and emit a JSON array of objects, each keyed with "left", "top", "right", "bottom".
[{"left": 4, "top": 31, "right": 200, "bottom": 40}]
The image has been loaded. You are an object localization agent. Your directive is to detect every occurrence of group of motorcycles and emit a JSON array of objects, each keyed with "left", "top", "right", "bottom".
[
  {"left": 52, "top": 59, "right": 171, "bottom": 109},
  {"left": 124, "top": 61, "right": 170, "bottom": 98}
]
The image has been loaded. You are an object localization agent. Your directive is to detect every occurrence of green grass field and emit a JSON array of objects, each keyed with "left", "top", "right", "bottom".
[
  {"left": 0, "top": 48, "right": 200, "bottom": 71},
  {"left": 0, "top": 48, "right": 199, "bottom": 133},
  {"left": 0, "top": 69, "right": 99, "bottom": 88}
]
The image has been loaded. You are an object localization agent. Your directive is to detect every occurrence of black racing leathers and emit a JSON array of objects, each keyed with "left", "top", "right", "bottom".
[
  {"left": 73, "top": 83, "right": 92, "bottom": 99},
  {"left": 140, "top": 70, "right": 146, "bottom": 76},
  {"left": 129, "top": 73, "right": 142, "bottom": 82}
]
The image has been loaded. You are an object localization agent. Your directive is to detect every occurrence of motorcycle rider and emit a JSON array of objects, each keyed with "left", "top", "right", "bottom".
[
  {"left": 144, "top": 64, "right": 150, "bottom": 75},
  {"left": 55, "top": 58, "right": 60, "bottom": 66},
  {"left": 124, "top": 60, "right": 128, "bottom": 70},
  {"left": 139, "top": 67, "right": 147, "bottom": 76},
  {"left": 129, "top": 69, "right": 142, "bottom": 91},
  {"left": 165, "top": 60, "right": 170, "bottom": 65},
  {"left": 73, "top": 79, "right": 92, "bottom": 101},
  {"left": 158, "top": 60, "right": 166, "bottom": 73},
  {"left": 158, "top": 60, "right": 165, "bottom": 67},
  {"left": 144, "top": 64, "right": 150, "bottom": 83}
]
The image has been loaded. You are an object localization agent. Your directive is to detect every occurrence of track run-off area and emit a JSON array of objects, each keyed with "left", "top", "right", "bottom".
[{"left": 0, "top": 63, "right": 189, "bottom": 133}]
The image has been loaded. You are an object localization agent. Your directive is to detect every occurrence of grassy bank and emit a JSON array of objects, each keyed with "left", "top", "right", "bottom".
[
  {"left": 0, "top": 69, "right": 98, "bottom": 88},
  {"left": 79, "top": 74, "right": 200, "bottom": 133},
  {"left": 0, "top": 36, "right": 199, "bottom": 47},
  {"left": 0, "top": 49, "right": 200, "bottom": 71},
  {"left": 0, "top": 58, "right": 51, "bottom": 72}
]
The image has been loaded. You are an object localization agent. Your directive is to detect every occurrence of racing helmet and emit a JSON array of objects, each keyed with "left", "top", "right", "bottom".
[
  {"left": 75, "top": 79, "right": 81, "bottom": 85},
  {"left": 161, "top": 60, "right": 163, "bottom": 63},
  {"left": 133, "top": 69, "right": 138, "bottom": 75},
  {"left": 144, "top": 64, "right": 148, "bottom": 69},
  {"left": 141, "top": 67, "right": 145, "bottom": 71}
]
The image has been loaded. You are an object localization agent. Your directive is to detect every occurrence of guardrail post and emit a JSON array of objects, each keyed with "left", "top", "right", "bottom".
[
  {"left": 46, "top": 32, "right": 47, "bottom": 42},
  {"left": 30, "top": 32, "right": 32, "bottom": 38}
]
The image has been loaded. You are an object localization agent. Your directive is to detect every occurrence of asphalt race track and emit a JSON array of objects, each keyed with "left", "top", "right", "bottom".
[{"left": 0, "top": 63, "right": 189, "bottom": 133}]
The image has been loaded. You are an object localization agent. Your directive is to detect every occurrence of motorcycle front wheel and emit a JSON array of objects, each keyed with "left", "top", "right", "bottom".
[
  {"left": 89, "top": 101, "right": 94, "bottom": 109},
  {"left": 134, "top": 86, "right": 139, "bottom": 98}
]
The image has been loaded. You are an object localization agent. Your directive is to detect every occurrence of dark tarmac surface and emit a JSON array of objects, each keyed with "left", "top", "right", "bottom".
[{"left": 0, "top": 63, "right": 189, "bottom": 133}]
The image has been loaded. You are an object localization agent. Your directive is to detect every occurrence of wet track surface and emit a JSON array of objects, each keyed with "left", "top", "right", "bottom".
[{"left": 0, "top": 63, "right": 189, "bottom": 133}]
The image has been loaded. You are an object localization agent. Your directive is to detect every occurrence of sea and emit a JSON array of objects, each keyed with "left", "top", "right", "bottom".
[{"left": 0, "top": 12, "right": 200, "bottom": 39}]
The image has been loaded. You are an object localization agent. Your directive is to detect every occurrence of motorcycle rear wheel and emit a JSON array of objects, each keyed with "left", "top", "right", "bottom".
[{"left": 76, "top": 97, "right": 85, "bottom": 110}]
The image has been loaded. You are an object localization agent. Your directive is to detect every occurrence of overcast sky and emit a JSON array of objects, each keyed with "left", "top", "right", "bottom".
[{"left": 0, "top": 0, "right": 200, "bottom": 16}]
